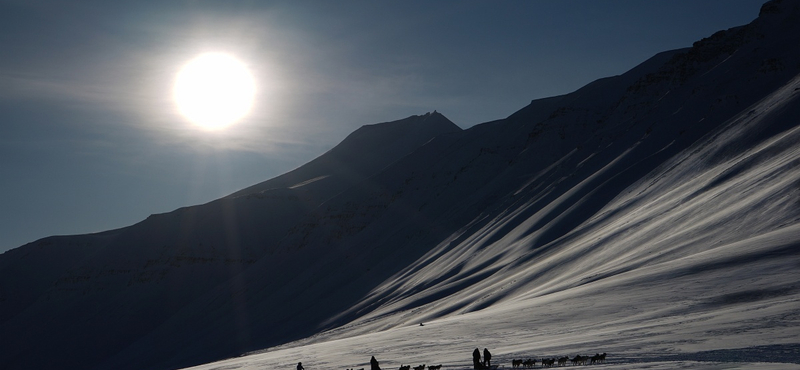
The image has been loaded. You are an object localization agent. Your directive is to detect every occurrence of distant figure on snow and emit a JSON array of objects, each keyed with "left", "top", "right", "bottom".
[
  {"left": 297, "top": 362, "right": 304, "bottom": 370},
  {"left": 483, "top": 348, "right": 492, "bottom": 368},
  {"left": 473, "top": 348, "right": 482, "bottom": 370},
  {"left": 371, "top": 356, "right": 381, "bottom": 370}
]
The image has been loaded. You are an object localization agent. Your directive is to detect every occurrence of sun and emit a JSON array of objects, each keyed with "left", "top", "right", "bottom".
[{"left": 173, "top": 53, "right": 256, "bottom": 131}]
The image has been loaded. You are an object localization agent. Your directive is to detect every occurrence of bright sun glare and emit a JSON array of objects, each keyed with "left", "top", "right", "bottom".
[{"left": 174, "top": 53, "right": 256, "bottom": 131}]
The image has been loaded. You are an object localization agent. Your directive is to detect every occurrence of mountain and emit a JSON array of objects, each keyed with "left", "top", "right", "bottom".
[
  {"left": 0, "top": 112, "right": 461, "bottom": 370},
  {"left": 2, "top": 1, "right": 800, "bottom": 369},
  {"left": 228, "top": 111, "right": 461, "bottom": 203}
]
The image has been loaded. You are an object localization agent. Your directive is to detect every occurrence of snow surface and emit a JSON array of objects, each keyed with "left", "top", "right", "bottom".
[
  {"left": 2, "top": 2, "right": 800, "bottom": 370},
  {"left": 179, "top": 72, "right": 800, "bottom": 370}
]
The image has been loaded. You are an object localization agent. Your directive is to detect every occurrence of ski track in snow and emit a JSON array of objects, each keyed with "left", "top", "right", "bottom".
[{"left": 290, "top": 176, "right": 331, "bottom": 189}]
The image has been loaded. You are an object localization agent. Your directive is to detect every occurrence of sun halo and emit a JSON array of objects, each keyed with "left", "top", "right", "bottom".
[{"left": 173, "top": 53, "right": 256, "bottom": 131}]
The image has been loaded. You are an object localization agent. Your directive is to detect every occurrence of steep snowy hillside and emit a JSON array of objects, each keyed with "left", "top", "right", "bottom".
[
  {"left": 273, "top": 0, "right": 800, "bottom": 338},
  {"left": 182, "top": 1, "right": 800, "bottom": 369},
  {"left": 2, "top": 1, "right": 800, "bottom": 370}
]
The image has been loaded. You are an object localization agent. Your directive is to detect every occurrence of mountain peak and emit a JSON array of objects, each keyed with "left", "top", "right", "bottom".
[
  {"left": 323, "top": 111, "right": 461, "bottom": 171},
  {"left": 227, "top": 112, "right": 461, "bottom": 200},
  {"left": 754, "top": 0, "right": 800, "bottom": 39},
  {"left": 759, "top": 0, "right": 799, "bottom": 17},
  {"left": 346, "top": 111, "right": 458, "bottom": 138}
]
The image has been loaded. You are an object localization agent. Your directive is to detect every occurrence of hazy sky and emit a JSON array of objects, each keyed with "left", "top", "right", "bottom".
[{"left": 0, "top": 0, "right": 767, "bottom": 252}]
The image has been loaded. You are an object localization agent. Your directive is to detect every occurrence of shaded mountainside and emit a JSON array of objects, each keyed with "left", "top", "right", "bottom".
[
  {"left": 0, "top": 112, "right": 461, "bottom": 370},
  {"left": 228, "top": 111, "right": 462, "bottom": 205},
  {"left": 285, "top": 0, "right": 800, "bottom": 337},
  {"left": 2, "top": 2, "right": 800, "bottom": 370}
]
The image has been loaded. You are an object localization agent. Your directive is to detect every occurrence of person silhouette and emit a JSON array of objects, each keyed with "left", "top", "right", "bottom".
[
  {"left": 483, "top": 348, "right": 492, "bottom": 368},
  {"left": 473, "top": 348, "right": 482, "bottom": 370},
  {"left": 297, "top": 362, "right": 304, "bottom": 370},
  {"left": 371, "top": 356, "right": 381, "bottom": 370}
]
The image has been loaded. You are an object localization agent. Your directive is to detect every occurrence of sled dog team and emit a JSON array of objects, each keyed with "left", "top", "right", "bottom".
[
  {"left": 396, "top": 364, "right": 442, "bottom": 370},
  {"left": 512, "top": 353, "right": 606, "bottom": 367},
  {"left": 315, "top": 350, "right": 605, "bottom": 370},
  {"left": 345, "top": 362, "right": 441, "bottom": 370}
]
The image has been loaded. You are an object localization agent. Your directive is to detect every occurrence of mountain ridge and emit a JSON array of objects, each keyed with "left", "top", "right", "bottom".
[{"left": 227, "top": 111, "right": 461, "bottom": 203}]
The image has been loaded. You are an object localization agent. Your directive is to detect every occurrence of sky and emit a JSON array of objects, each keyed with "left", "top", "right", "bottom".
[{"left": 0, "top": 0, "right": 768, "bottom": 253}]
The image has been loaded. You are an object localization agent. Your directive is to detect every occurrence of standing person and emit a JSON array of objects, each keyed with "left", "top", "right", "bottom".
[
  {"left": 483, "top": 348, "right": 492, "bottom": 368},
  {"left": 371, "top": 356, "right": 381, "bottom": 370},
  {"left": 297, "top": 362, "right": 304, "bottom": 370},
  {"left": 473, "top": 348, "right": 482, "bottom": 370}
]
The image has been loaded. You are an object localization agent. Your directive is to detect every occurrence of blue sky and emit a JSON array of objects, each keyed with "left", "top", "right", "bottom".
[{"left": 0, "top": 0, "right": 766, "bottom": 252}]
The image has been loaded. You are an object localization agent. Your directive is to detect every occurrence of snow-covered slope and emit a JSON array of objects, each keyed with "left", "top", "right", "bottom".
[{"left": 2, "top": 1, "right": 800, "bottom": 370}]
